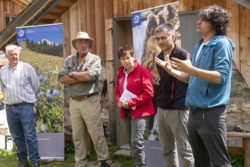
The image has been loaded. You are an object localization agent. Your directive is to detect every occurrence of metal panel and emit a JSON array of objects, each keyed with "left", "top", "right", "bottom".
[
  {"left": 179, "top": 11, "right": 200, "bottom": 54},
  {"left": 37, "top": 133, "right": 65, "bottom": 161}
]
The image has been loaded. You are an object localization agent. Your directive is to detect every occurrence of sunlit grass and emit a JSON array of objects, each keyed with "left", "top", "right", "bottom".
[
  {"left": 0, "top": 148, "right": 243, "bottom": 167},
  {"left": 19, "top": 47, "right": 64, "bottom": 72},
  {"left": 0, "top": 144, "right": 133, "bottom": 167}
]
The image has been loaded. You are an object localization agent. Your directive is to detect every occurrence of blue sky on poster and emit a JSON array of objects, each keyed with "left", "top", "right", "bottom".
[{"left": 16, "top": 23, "right": 63, "bottom": 44}]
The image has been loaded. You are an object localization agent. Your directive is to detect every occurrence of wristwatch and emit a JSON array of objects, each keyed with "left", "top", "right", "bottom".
[{"left": 69, "top": 72, "right": 74, "bottom": 78}]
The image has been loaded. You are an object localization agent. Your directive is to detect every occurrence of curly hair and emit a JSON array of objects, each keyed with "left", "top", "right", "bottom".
[{"left": 198, "top": 5, "right": 231, "bottom": 35}]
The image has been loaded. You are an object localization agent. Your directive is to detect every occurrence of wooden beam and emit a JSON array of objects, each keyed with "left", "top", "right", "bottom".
[
  {"left": 227, "top": 132, "right": 250, "bottom": 138},
  {"left": 57, "top": 0, "right": 77, "bottom": 7},
  {"left": 227, "top": 132, "right": 250, "bottom": 167},
  {"left": 10, "top": 0, "right": 31, "bottom": 8},
  {"left": 41, "top": 13, "right": 61, "bottom": 20},
  {"left": 105, "top": 18, "right": 116, "bottom": 141}
]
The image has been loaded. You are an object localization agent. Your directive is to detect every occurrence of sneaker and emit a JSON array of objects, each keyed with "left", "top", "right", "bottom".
[
  {"left": 17, "top": 161, "right": 29, "bottom": 167},
  {"left": 100, "top": 160, "right": 110, "bottom": 167},
  {"left": 31, "top": 164, "right": 40, "bottom": 167}
]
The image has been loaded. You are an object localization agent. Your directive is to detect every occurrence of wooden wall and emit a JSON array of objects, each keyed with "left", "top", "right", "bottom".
[
  {"left": 60, "top": 0, "right": 250, "bottom": 143},
  {"left": 62, "top": 0, "right": 249, "bottom": 86},
  {"left": 0, "top": 0, "right": 27, "bottom": 32}
]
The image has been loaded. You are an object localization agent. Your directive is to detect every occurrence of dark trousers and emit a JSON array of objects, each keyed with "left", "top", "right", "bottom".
[{"left": 188, "top": 106, "right": 231, "bottom": 167}]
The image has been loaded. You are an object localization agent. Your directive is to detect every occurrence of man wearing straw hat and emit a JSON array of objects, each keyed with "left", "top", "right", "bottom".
[{"left": 59, "top": 32, "right": 110, "bottom": 167}]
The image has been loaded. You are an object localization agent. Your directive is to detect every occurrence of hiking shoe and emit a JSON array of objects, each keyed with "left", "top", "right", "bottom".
[
  {"left": 17, "top": 161, "right": 29, "bottom": 167},
  {"left": 31, "top": 164, "right": 40, "bottom": 167},
  {"left": 100, "top": 160, "right": 110, "bottom": 167}
]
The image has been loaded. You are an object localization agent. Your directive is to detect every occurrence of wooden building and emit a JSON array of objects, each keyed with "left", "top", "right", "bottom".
[
  {"left": 56, "top": 0, "right": 249, "bottom": 145},
  {"left": 0, "top": 0, "right": 250, "bottom": 145},
  {"left": 0, "top": 0, "right": 31, "bottom": 31}
]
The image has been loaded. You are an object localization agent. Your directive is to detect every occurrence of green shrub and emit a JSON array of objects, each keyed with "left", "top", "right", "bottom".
[
  {"left": 34, "top": 67, "right": 64, "bottom": 133},
  {"left": 230, "top": 153, "right": 244, "bottom": 167}
]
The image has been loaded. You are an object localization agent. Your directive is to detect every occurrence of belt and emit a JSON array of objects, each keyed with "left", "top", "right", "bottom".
[
  {"left": 190, "top": 105, "right": 226, "bottom": 111},
  {"left": 6, "top": 102, "right": 28, "bottom": 107},
  {"left": 71, "top": 93, "right": 98, "bottom": 101}
]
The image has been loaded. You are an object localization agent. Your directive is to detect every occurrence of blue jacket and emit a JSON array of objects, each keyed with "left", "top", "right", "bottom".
[{"left": 186, "top": 35, "right": 235, "bottom": 109}]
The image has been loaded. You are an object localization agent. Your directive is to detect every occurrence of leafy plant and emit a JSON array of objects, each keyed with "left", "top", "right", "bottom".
[
  {"left": 34, "top": 66, "right": 64, "bottom": 133},
  {"left": 65, "top": 141, "right": 75, "bottom": 154},
  {"left": 230, "top": 153, "right": 244, "bottom": 167}
]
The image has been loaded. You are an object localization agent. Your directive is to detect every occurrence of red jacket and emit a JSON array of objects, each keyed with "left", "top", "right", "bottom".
[{"left": 115, "top": 61, "right": 155, "bottom": 119}]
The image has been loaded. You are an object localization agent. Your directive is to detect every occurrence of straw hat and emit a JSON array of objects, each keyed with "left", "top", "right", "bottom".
[{"left": 72, "top": 32, "right": 94, "bottom": 49}]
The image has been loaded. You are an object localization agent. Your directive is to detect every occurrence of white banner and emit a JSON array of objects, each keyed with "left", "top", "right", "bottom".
[{"left": 131, "top": 2, "right": 181, "bottom": 85}]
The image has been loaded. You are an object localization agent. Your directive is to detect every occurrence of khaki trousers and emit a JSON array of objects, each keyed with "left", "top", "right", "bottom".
[
  {"left": 69, "top": 94, "right": 109, "bottom": 167},
  {"left": 157, "top": 107, "right": 194, "bottom": 167}
]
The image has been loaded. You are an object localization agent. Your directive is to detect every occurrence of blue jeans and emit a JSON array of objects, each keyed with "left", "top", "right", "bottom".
[
  {"left": 122, "top": 117, "right": 149, "bottom": 167},
  {"left": 6, "top": 103, "right": 40, "bottom": 164}
]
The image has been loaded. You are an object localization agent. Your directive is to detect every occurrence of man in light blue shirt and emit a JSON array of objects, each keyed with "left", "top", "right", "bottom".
[{"left": 0, "top": 44, "right": 40, "bottom": 167}]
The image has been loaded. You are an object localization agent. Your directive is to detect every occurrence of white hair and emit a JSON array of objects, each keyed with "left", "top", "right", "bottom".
[{"left": 5, "top": 44, "right": 22, "bottom": 55}]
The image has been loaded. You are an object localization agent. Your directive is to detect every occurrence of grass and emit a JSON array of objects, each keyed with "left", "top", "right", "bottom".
[
  {"left": 0, "top": 146, "right": 244, "bottom": 167},
  {"left": 19, "top": 46, "right": 64, "bottom": 72},
  {"left": 0, "top": 141, "right": 133, "bottom": 167}
]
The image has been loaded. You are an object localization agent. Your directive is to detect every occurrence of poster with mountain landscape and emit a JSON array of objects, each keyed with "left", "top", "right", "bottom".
[
  {"left": 131, "top": 2, "right": 180, "bottom": 142},
  {"left": 16, "top": 23, "right": 64, "bottom": 133}
]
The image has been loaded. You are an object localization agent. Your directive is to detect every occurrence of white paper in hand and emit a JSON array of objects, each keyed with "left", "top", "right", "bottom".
[
  {"left": 119, "top": 89, "right": 136, "bottom": 102},
  {"left": 119, "top": 89, "right": 137, "bottom": 110}
]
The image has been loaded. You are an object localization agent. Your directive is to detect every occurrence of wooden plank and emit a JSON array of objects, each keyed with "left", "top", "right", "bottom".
[
  {"left": 239, "top": 6, "right": 250, "bottom": 86},
  {"left": 105, "top": 18, "right": 116, "bottom": 140},
  {"left": 153, "top": 0, "right": 166, "bottom": 7},
  {"left": 113, "top": 0, "right": 119, "bottom": 17},
  {"left": 227, "top": 131, "right": 250, "bottom": 167},
  {"left": 137, "top": 0, "right": 144, "bottom": 11},
  {"left": 227, "top": 146, "right": 244, "bottom": 155},
  {"left": 213, "top": 0, "right": 226, "bottom": 8},
  {"left": 86, "top": 0, "right": 96, "bottom": 53},
  {"left": 143, "top": 0, "right": 150, "bottom": 9},
  {"left": 78, "top": 0, "right": 87, "bottom": 31},
  {"left": 104, "top": 0, "right": 113, "bottom": 19},
  {"left": 113, "top": 0, "right": 124, "bottom": 18},
  {"left": 130, "top": 0, "right": 139, "bottom": 11},
  {"left": 0, "top": 0, "right": 24, "bottom": 32},
  {"left": 94, "top": 0, "right": 105, "bottom": 60},
  {"left": 56, "top": 0, "right": 77, "bottom": 7},
  {"left": 244, "top": 139, "right": 250, "bottom": 167},
  {"left": 0, "top": 1, "right": 4, "bottom": 31},
  {"left": 227, "top": 132, "right": 250, "bottom": 138},
  {"left": 62, "top": 10, "right": 71, "bottom": 58},
  {"left": 199, "top": 0, "right": 213, "bottom": 9},
  {"left": 69, "top": 3, "right": 78, "bottom": 54},
  {"left": 227, "top": 0, "right": 240, "bottom": 70},
  {"left": 123, "top": 0, "right": 130, "bottom": 16},
  {"left": 10, "top": 0, "right": 31, "bottom": 7},
  {"left": 181, "top": 0, "right": 196, "bottom": 11}
]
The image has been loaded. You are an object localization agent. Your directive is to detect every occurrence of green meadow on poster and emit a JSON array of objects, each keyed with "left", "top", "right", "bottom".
[{"left": 16, "top": 23, "right": 64, "bottom": 134}]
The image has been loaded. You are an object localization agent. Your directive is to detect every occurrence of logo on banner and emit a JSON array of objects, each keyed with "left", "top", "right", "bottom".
[
  {"left": 131, "top": 12, "right": 142, "bottom": 27},
  {"left": 16, "top": 29, "right": 26, "bottom": 38}
]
